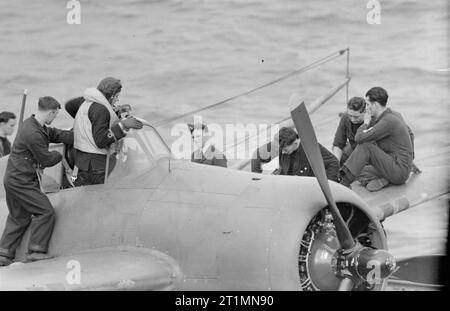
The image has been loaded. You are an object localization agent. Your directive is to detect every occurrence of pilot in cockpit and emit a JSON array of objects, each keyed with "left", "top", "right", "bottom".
[{"left": 187, "top": 122, "right": 227, "bottom": 168}]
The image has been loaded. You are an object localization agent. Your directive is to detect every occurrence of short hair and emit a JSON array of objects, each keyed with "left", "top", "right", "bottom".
[
  {"left": 187, "top": 123, "right": 208, "bottom": 135},
  {"left": 97, "top": 77, "right": 122, "bottom": 100},
  {"left": 366, "top": 87, "right": 388, "bottom": 107},
  {"left": 38, "top": 96, "right": 61, "bottom": 111},
  {"left": 278, "top": 127, "right": 298, "bottom": 149},
  {"left": 0, "top": 111, "right": 16, "bottom": 123},
  {"left": 347, "top": 97, "right": 366, "bottom": 112}
]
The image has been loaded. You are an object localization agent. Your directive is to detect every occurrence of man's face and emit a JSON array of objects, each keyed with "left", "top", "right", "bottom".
[
  {"left": 46, "top": 109, "right": 59, "bottom": 125},
  {"left": 0, "top": 119, "right": 16, "bottom": 136},
  {"left": 281, "top": 139, "right": 299, "bottom": 155},
  {"left": 347, "top": 108, "right": 364, "bottom": 124},
  {"left": 365, "top": 96, "right": 377, "bottom": 116},
  {"left": 111, "top": 92, "right": 120, "bottom": 106},
  {"left": 192, "top": 128, "right": 209, "bottom": 148}
]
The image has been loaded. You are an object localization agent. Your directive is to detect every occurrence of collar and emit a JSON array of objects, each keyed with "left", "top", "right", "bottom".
[{"left": 375, "top": 108, "right": 390, "bottom": 121}]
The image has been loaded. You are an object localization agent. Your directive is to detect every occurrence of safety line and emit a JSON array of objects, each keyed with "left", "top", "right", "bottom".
[{"left": 153, "top": 49, "right": 347, "bottom": 127}]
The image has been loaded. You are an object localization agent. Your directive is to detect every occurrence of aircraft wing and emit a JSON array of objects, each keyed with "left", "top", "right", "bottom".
[
  {"left": 0, "top": 246, "right": 182, "bottom": 291},
  {"left": 352, "top": 163, "right": 449, "bottom": 220}
]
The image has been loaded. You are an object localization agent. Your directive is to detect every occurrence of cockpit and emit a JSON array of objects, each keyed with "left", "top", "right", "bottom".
[{"left": 41, "top": 123, "right": 172, "bottom": 193}]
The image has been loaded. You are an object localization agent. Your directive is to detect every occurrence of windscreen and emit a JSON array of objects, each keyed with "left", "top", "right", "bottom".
[{"left": 106, "top": 125, "right": 172, "bottom": 181}]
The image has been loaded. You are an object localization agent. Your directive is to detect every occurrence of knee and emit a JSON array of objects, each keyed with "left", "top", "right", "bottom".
[{"left": 357, "top": 142, "right": 376, "bottom": 150}]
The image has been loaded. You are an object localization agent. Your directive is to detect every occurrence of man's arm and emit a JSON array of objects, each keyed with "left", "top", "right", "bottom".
[
  {"left": 332, "top": 116, "right": 349, "bottom": 162},
  {"left": 331, "top": 146, "right": 343, "bottom": 162},
  {"left": 319, "top": 144, "right": 340, "bottom": 182},
  {"left": 27, "top": 132, "right": 62, "bottom": 168},
  {"left": 48, "top": 128, "right": 74, "bottom": 145},
  {"left": 89, "top": 103, "right": 126, "bottom": 149},
  {"left": 355, "top": 117, "right": 392, "bottom": 144}
]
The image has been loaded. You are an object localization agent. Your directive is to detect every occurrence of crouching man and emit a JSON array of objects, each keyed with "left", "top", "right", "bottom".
[
  {"left": 252, "top": 127, "right": 340, "bottom": 182},
  {"left": 0, "top": 97, "right": 73, "bottom": 266}
]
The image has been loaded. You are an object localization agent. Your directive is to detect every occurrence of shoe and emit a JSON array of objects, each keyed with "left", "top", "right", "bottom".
[
  {"left": 0, "top": 255, "right": 12, "bottom": 267},
  {"left": 366, "top": 178, "right": 389, "bottom": 192},
  {"left": 339, "top": 176, "right": 352, "bottom": 189},
  {"left": 26, "top": 252, "right": 54, "bottom": 262}
]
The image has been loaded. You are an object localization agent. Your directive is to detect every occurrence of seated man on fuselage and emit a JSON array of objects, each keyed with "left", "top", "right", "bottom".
[
  {"left": 251, "top": 127, "right": 340, "bottom": 182},
  {"left": 339, "top": 87, "right": 414, "bottom": 191},
  {"left": 332, "top": 97, "right": 366, "bottom": 166}
]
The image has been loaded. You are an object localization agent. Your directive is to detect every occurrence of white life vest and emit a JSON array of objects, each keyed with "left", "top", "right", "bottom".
[{"left": 74, "top": 88, "right": 119, "bottom": 155}]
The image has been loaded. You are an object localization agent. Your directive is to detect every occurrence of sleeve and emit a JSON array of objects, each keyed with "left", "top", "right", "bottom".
[
  {"left": 332, "top": 116, "right": 348, "bottom": 150},
  {"left": 251, "top": 142, "right": 273, "bottom": 173},
  {"left": 88, "top": 103, "right": 126, "bottom": 149},
  {"left": 407, "top": 125, "right": 415, "bottom": 158},
  {"left": 26, "top": 131, "right": 62, "bottom": 168},
  {"left": 319, "top": 144, "right": 340, "bottom": 182},
  {"left": 48, "top": 127, "right": 74, "bottom": 145},
  {"left": 64, "top": 96, "right": 84, "bottom": 119},
  {"left": 355, "top": 117, "right": 391, "bottom": 144}
]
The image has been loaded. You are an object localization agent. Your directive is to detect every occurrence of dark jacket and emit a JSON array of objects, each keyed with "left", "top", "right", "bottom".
[
  {"left": 5, "top": 116, "right": 73, "bottom": 184},
  {"left": 355, "top": 108, "right": 414, "bottom": 168},
  {"left": 333, "top": 110, "right": 415, "bottom": 158},
  {"left": 0, "top": 136, "right": 11, "bottom": 158},
  {"left": 251, "top": 141, "right": 340, "bottom": 182},
  {"left": 333, "top": 114, "right": 362, "bottom": 150},
  {"left": 191, "top": 144, "right": 227, "bottom": 168}
]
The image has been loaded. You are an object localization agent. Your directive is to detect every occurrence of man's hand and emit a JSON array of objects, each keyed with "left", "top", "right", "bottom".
[
  {"left": 363, "top": 108, "right": 372, "bottom": 125},
  {"left": 121, "top": 117, "right": 143, "bottom": 130}
]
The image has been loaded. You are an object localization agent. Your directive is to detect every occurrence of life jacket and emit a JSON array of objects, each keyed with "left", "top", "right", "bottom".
[{"left": 73, "top": 88, "right": 119, "bottom": 155}]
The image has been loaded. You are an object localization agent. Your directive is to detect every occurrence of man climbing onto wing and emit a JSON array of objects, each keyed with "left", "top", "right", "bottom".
[
  {"left": 69, "top": 77, "right": 143, "bottom": 186},
  {"left": 252, "top": 126, "right": 340, "bottom": 182},
  {"left": 339, "top": 87, "right": 414, "bottom": 191},
  {"left": 0, "top": 97, "right": 73, "bottom": 266}
]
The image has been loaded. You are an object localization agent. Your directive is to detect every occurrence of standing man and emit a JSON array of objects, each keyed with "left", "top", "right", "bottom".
[
  {"left": 0, "top": 111, "right": 17, "bottom": 158},
  {"left": 0, "top": 97, "right": 73, "bottom": 266},
  {"left": 252, "top": 127, "right": 340, "bottom": 182},
  {"left": 340, "top": 87, "right": 414, "bottom": 191},
  {"left": 72, "top": 77, "right": 143, "bottom": 186},
  {"left": 332, "top": 97, "right": 366, "bottom": 165}
]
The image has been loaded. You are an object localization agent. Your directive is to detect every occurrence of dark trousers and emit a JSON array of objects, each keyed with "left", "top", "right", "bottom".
[
  {"left": 0, "top": 178, "right": 55, "bottom": 259},
  {"left": 73, "top": 170, "right": 105, "bottom": 187},
  {"left": 340, "top": 143, "right": 354, "bottom": 167},
  {"left": 344, "top": 142, "right": 410, "bottom": 185}
]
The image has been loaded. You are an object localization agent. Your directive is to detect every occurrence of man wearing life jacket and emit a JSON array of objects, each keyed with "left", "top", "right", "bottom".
[{"left": 71, "top": 77, "right": 143, "bottom": 186}]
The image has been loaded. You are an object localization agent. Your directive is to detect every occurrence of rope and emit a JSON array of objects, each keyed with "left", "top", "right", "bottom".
[{"left": 153, "top": 49, "right": 347, "bottom": 127}]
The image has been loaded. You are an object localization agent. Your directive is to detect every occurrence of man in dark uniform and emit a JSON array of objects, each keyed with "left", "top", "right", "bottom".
[
  {"left": 252, "top": 127, "right": 340, "bottom": 182},
  {"left": 340, "top": 87, "right": 414, "bottom": 191},
  {"left": 188, "top": 122, "right": 227, "bottom": 168},
  {"left": 332, "top": 97, "right": 366, "bottom": 166},
  {"left": 0, "top": 111, "right": 17, "bottom": 157},
  {"left": 0, "top": 97, "right": 73, "bottom": 266}
]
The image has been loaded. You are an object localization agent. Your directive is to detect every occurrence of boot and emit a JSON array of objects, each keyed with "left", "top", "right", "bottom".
[
  {"left": 26, "top": 252, "right": 54, "bottom": 262},
  {"left": 0, "top": 255, "right": 12, "bottom": 267},
  {"left": 366, "top": 178, "right": 389, "bottom": 192}
]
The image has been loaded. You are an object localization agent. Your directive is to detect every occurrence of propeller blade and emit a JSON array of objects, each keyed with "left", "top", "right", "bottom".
[{"left": 289, "top": 94, "right": 355, "bottom": 250}]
